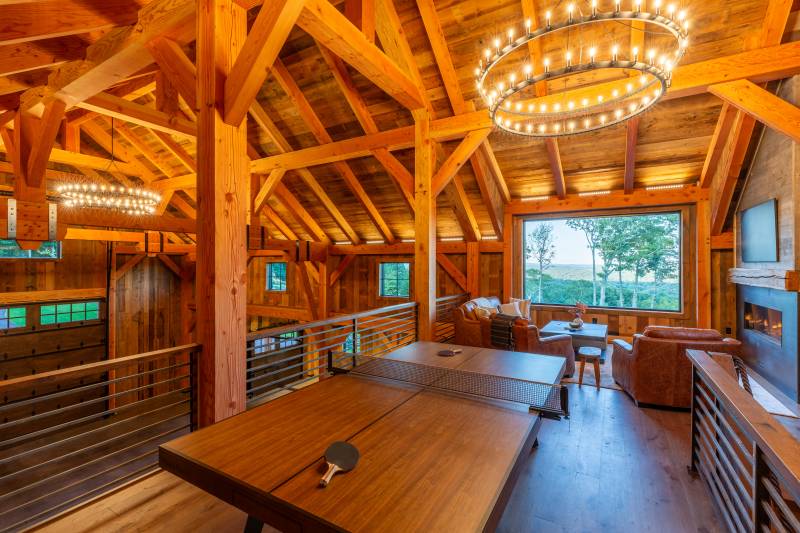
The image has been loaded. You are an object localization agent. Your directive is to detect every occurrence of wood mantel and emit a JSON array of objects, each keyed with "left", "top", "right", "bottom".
[{"left": 728, "top": 268, "right": 800, "bottom": 291}]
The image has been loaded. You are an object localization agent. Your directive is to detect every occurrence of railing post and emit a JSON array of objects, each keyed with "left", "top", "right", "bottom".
[{"left": 190, "top": 348, "right": 198, "bottom": 432}]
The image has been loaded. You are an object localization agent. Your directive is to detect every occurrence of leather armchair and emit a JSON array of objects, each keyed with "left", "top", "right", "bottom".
[
  {"left": 612, "top": 326, "right": 741, "bottom": 408},
  {"left": 453, "top": 297, "right": 500, "bottom": 348},
  {"left": 512, "top": 319, "right": 575, "bottom": 377}
]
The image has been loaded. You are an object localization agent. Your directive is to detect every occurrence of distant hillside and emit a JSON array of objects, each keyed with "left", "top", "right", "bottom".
[{"left": 524, "top": 263, "right": 672, "bottom": 283}]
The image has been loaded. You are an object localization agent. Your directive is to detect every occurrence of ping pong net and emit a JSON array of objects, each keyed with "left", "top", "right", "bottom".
[{"left": 333, "top": 356, "right": 569, "bottom": 419}]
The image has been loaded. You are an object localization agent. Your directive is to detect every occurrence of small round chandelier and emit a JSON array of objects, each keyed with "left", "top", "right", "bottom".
[
  {"left": 475, "top": 0, "right": 690, "bottom": 137},
  {"left": 57, "top": 182, "right": 161, "bottom": 216}
]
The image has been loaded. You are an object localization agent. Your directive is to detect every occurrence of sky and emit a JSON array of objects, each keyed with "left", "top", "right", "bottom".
[{"left": 524, "top": 219, "right": 600, "bottom": 265}]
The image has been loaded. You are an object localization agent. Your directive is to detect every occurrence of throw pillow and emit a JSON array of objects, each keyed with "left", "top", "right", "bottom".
[
  {"left": 511, "top": 298, "right": 531, "bottom": 319},
  {"left": 499, "top": 301, "right": 522, "bottom": 317},
  {"left": 477, "top": 305, "right": 499, "bottom": 318}
]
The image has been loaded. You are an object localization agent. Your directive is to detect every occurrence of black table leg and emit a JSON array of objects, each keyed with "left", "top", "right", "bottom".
[{"left": 244, "top": 515, "right": 263, "bottom": 533}]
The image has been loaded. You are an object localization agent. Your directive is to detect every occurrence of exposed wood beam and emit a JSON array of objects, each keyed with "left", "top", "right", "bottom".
[
  {"left": 195, "top": 0, "right": 248, "bottom": 425},
  {"left": 507, "top": 184, "right": 706, "bottom": 215},
  {"left": 262, "top": 204, "right": 298, "bottom": 240},
  {"left": 470, "top": 148, "right": 503, "bottom": 237},
  {"left": 113, "top": 122, "right": 175, "bottom": 176},
  {"left": 59, "top": 209, "right": 197, "bottom": 233},
  {"left": 329, "top": 254, "right": 355, "bottom": 286},
  {"left": 0, "top": 36, "right": 86, "bottom": 77},
  {"left": 150, "top": 173, "right": 197, "bottom": 191},
  {"left": 298, "top": 261, "right": 319, "bottom": 320},
  {"left": 344, "top": 0, "right": 375, "bottom": 44},
  {"left": 0, "top": 1, "right": 141, "bottom": 46},
  {"left": 151, "top": 130, "right": 196, "bottom": 173},
  {"left": 623, "top": 116, "right": 640, "bottom": 194},
  {"left": 80, "top": 120, "right": 160, "bottom": 182},
  {"left": 253, "top": 168, "right": 286, "bottom": 216},
  {"left": 436, "top": 253, "right": 467, "bottom": 292},
  {"left": 432, "top": 128, "right": 491, "bottom": 196},
  {"left": 77, "top": 92, "right": 196, "bottom": 138},
  {"left": 699, "top": 103, "right": 737, "bottom": 188},
  {"left": 223, "top": 0, "right": 303, "bottom": 126},
  {"left": 466, "top": 241, "right": 480, "bottom": 298},
  {"left": 147, "top": 37, "right": 198, "bottom": 111},
  {"left": 710, "top": 79, "right": 800, "bottom": 143},
  {"left": 272, "top": 59, "right": 390, "bottom": 243},
  {"left": 328, "top": 240, "right": 505, "bottom": 255},
  {"left": 545, "top": 139, "right": 566, "bottom": 199},
  {"left": 443, "top": 175, "right": 481, "bottom": 242},
  {"left": 0, "top": 109, "right": 14, "bottom": 128},
  {"left": 710, "top": 111, "right": 755, "bottom": 236},
  {"left": 297, "top": 0, "right": 424, "bottom": 111},
  {"left": 247, "top": 100, "right": 357, "bottom": 243},
  {"left": 759, "top": 0, "right": 793, "bottom": 47},
  {"left": 274, "top": 183, "right": 331, "bottom": 244},
  {"left": 246, "top": 304, "right": 312, "bottom": 322},
  {"left": 25, "top": 98, "right": 66, "bottom": 187},
  {"left": 415, "top": 111, "right": 436, "bottom": 340},
  {"left": 477, "top": 141, "right": 511, "bottom": 204}
]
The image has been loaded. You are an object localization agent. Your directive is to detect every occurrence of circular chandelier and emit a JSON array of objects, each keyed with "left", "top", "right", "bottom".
[
  {"left": 56, "top": 182, "right": 161, "bottom": 216},
  {"left": 475, "top": 0, "right": 690, "bottom": 137}
]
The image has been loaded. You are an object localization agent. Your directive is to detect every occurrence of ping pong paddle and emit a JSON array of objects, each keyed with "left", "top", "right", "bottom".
[{"left": 319, "top": 441, "right": 359, "bottom": 488}]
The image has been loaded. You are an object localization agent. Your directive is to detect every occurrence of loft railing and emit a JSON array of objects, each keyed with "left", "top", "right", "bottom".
[
  {"left": 687, "top": 349, "right": 800, "bottom": 533},
  {"left": 0, "top": 344, "right": 201, "bottom": 533},
  {"left": 434, "top": 293, "right": 470, "bottom": 343},
  {"left": 245, "top": 302, "right": 418, "bottom": 406}
]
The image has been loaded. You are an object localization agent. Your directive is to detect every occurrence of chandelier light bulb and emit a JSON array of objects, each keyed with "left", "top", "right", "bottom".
[
  {"left": 648, "top": 49, "right": 656, "bottom": 64},
  {"left": 543, "top": 57, "right": 550, "bottom": 72},
  {"left": 667, "top": 4, "right": 676, "bottom": 18},
  {"left": 591, "top": 0, "right": 598, "bottom": 16},
  {"left": 494, "top": 38, "right": 501, "bottom": 51},
  {"left": 567, "top": 101, "right": 575, "bottom": 110},
  {"left": 654, "top": 0, "right": 662, "bottom": 14},
  {"left": 612, "top": 44, "right": 619, "bottom": 62},
  {"left": 634, "top": 0, "right": 642, "bottom": 13},
  {"left": 567, "top": 3, "right": 574, "bottom": 23},
  {"left": 507, "top": 28, "right": 515, "bottom": 43},
  {"left": 539, "top": 124, "right": 547, "bottom": 133},
  {"left": 523, "top": 63, "right": 533, "bottom": 77},
  {"left": 589, "top": 47, "right": 596, "bottom": 63},
  {"left": 525, "top": 18, "right": 532, "bottom": 31},
  {"left": 632, "top": 46, "right": 639, "bottom": 61},
  {"left": 565, "top": 50, "right": 572, "bottom": 67},
  {"left": 545, "top": 10, "right": 551, "bottom": 28},
  {"left": 615, "top": 0, "right": 621, "bottom": 13}
]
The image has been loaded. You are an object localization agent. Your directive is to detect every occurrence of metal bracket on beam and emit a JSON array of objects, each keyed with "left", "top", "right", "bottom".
[{"left": 7, "top": 198, "right": 16, "bottom": 239}]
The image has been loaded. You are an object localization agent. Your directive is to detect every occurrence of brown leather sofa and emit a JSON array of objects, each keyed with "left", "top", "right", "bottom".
[
  {"left": 612, "top": 326, "right": 742, "bottom": 408},
  {"left": 512, "top": 320, "right": 575, "bottom": 376},
  {"left": 453, "top": 296, "right": 501, "bottom": 347}
]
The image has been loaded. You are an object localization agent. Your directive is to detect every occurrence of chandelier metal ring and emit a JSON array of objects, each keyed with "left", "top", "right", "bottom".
[
  {"left": 57, "top": 182, "right": 161, "bottom": 216},
  {"left": 476, "top": 5, "right": 690, "bottom": 137}
]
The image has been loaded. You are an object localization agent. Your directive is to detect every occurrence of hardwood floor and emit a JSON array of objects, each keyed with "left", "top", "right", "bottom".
[{"left": 34, "top": 385, "right": 721, "bottom": 533}]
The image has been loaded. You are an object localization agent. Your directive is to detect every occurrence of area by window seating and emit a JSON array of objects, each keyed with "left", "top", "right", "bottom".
[
  {"left": 612, "top": 326, "right": 742, "bottom": 408},
  {"left": 512, "top": 320, "right": 576, "bottom": 377},
  {"left": 453, "top": 296, "right": 500, "bottom": 347}
]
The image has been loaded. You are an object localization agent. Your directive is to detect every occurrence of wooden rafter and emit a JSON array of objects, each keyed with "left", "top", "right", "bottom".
[
  {"left": 709, "top": 80, "right": 800, "bottom": 143},
  {"left": 147, "top": 37, "right": 198, "bottom": 111},
  {"left": 223, "top": 0, "right": 304, "bottom": 126},
  {"left": 432, "top": 129, "right": 491, "bottom": 196},
  {"left": 545, "top": 139, "right": 566, "bottom": 199},
  {"left": 699, "top": 103, "right": 736, "bottom": 188},
  {"left": 271, "top": 60, "right": 392, "bottom": 243},
  {"left": 80, "top": 120, "right": 160, "bottom": 182},
  {"left": 274, "top": 183, "right": 331, "bottom": 244},
  {"left": 623, "top": 117, "right": 640, "bottom": 194},
  {"left": 77, "top": 92, "right": 196, "bottom": 138},
  {"left": 329, "top": 254, "right": 356, "bottom": 286},
  {"left": 436, "top": 253, "right": 467, "bottom": 291},
  {"left": 710, "top": 111, "right": 755, "bottom": 236},
  {"left": 247, "top": 101, "right": 347, "bottom": 243},
  {"left": 297, "top": 0, "right": 424, "bottom": 111},
  {"left": 253, "top": 168, "right": 287, "bottom": 216}
]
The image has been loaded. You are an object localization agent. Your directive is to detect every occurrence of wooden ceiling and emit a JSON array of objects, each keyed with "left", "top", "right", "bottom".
[{"left": 0, "top": 0, "right": 798, "bottom": 243}]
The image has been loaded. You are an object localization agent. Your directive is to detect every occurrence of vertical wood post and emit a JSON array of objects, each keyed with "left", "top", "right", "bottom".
[
  {"left": 502, "top": 211, "right": 513, "bottom": 302},
  {"left": 196, "top": 0, "right": 248, "bottom": 426},
  {"left": 696, "top": 199, "right": 712, "bottom": 328},
  {"left": 414, "top": 111, "right": 436, "bottom": 340},
  {"left": 466, "top": 241, "right": 479, "bottom": 298}
]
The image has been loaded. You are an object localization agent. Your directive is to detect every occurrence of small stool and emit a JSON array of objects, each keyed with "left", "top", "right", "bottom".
[{"left": 577, "top": 347, "right": 602, "bottom": 391}]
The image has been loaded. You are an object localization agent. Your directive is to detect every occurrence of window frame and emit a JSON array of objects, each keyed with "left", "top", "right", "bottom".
[
  {"left": 39, "top": 300, "right": 102, "bottom": 326},
  {"left": 0, "top": 239, "right": 62, "bottom": 261},
  {"left": 0, "top": 306, "right": 27, "bottom": 330},
  {"left": 378, "top": 261, "right": 411, "bottom": 298},
  {"left": 518, "top": 207, "right": 688, "bottom": 317},
  {"left": 266, "top": 262, "right": 288, "bottom": 292}
]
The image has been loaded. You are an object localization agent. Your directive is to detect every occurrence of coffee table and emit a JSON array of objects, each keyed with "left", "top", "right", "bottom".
[{"left": 540, "top": 320, "right": 609, "bottom": 362}]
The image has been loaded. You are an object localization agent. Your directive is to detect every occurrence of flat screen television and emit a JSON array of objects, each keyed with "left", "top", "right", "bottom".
[{"left": 741, "top": 199, "right": 778, "bottom": 262}]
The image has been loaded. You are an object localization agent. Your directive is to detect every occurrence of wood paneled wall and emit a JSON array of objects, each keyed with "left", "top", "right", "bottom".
[{"left": 0, "top": 240, "right": 107, "bottom": 292}]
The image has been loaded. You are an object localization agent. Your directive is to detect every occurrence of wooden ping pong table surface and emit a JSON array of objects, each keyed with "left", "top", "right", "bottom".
[{"left": 159, "top": 342, "right": 565, "bottom": 532}]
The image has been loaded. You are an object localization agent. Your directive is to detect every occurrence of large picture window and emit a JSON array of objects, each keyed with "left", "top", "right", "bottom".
[
  {"left": 379, "top": 262, "right": 410, "bottom": 298},
  {"left": 522, "top": 212, "right": 681, "bottom": 312}
]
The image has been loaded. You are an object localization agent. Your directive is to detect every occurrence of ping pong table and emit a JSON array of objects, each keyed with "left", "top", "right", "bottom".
[{"left": 159, "top": 341, "right": 567, "bottom": 532}]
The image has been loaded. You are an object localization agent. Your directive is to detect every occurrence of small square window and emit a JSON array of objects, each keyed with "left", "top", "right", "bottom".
[
  {"left": 379, "top": 262, "right": 410, "bottom": 298},
  {"left": 267, "top": 262, "right": 287, "bottom": 292},
  {"left": 0, "top": 307, "right": 26, "bottom": 329},
  {"left": 40, "top": 301, "right": 101, "bottom": 325}
]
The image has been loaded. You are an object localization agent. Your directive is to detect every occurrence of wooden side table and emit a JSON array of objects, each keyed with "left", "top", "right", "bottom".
[{"left": 577, "top": 346, "right": 602, "bottom": 391}]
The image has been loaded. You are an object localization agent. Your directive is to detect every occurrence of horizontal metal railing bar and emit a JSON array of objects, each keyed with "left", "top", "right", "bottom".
[
  {"left": 695, "top": 456, "right": 742, "bottom": 533},
  {"left": 688, "top": 350, "right": 800, "bottom": 495},
  {"left": 694, "top": 388, "right": 753, "bottom": 475},
  {"left": 0, "top": 410, "right": 189, "bottom": 483},
  {"left": 1, "top": 459, "right": 160, "bottom": 533},
  {"left": 350, "top": 309, "right": 417, "bottom": 328},
  {"left": 0, "top": 388, "right": 189, "bottom": 449},
  {"left": 0, "top": 423, "right": 187, "bottom": 503},
  {"left": 0, "top": 344, "right": 200, "bottom": 395},
  {"left": 760, "top": 475, "right": 800, "bottom": 532},
  {"left": 758, "top": 498, "right": 790, "bottom": 533},
  {"left": 694, "top": 380, "right": 753, "bottom": 463},
  {"left": 246, "top": 355, "right": 327, "bottom": 384},
  {"left": 245, "top": 323, "right": 351, "bottom": 354},
  {"left": 246, "top": 302, "right": 417, "bottom": 341},
  {"left": 0, "top": 398, "right": 189, "bottom": 467},
  {"left": 435, "top": 293, "right": 469, "bottom": 304},
  {"left": 694, "top": 415, "right": 754, "bottom": 525},
  {"left": 0, "top": 375, "right": 189, "bottom": 432},
  {"left": 0, "top": 447, "right": 159, "bottom": 515},
  {"left": 354, "top": 323, "right": 416, "bottom": 346},
  {"left": 247, "top": 369, "right": 325, "bottom": 398},
  {"left": 0, "top": 361, "right": 189, "bottom": 412}
]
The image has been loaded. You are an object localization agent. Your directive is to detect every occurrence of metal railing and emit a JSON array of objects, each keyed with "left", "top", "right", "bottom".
[
  {"left": 434, "top": 293, "right": 470, "bottom": 343},
  {"left": 245, "top": 302, "right": 418, "bottom": 406},
  {"left": 0, "top": 344, "right": 200, "bottom": 533},
  {"left": 688, "top": 349, "right": 800, "bottom": 533}
]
